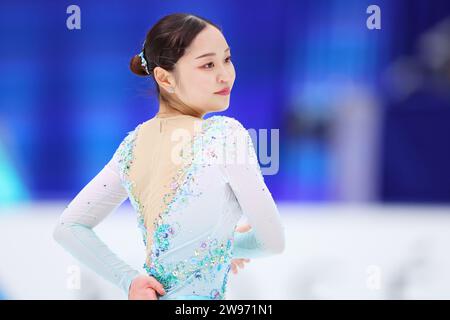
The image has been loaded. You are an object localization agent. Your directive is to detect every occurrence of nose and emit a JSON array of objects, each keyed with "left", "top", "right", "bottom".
[{"left": 217, "top": 65, "right": 233, "bottom": 84}]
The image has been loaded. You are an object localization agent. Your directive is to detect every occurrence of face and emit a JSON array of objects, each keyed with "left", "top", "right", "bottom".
[{"left": 171, "top": 25, "right": 236, "bottom": 115}]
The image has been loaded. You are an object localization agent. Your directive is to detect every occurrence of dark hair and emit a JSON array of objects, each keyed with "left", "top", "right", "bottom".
[{"left": 130, "top": 13, "right": 222, "bottom": 102}]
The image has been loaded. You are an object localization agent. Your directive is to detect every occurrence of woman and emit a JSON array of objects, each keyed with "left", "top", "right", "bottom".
[{"left": 53, "top": 13, "right": 285, "bottom": 300}]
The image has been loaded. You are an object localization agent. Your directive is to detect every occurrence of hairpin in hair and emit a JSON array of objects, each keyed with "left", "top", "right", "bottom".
[{"left": 138, "top": 51, "right": 150, "bottom": 75}]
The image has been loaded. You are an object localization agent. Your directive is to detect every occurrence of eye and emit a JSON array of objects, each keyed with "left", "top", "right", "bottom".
[
  {"left": 202, "top": 56, "right": 232, "bottom": 69},
  {"left": 203, "top": 62, "right": 214, "bottom": 69}
]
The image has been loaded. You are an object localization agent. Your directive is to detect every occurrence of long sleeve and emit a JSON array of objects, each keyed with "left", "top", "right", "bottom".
[
  {"left": 52, "top": 155, "right": 141, "bottom": 297},
  {"left": 220, "top": 118, "right": 285, "bottom": 259}
]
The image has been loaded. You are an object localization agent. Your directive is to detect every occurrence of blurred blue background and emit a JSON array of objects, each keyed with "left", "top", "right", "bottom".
[
  {"left": 1, "top": 0, "right": 449, "bottom": 205},
  {"left": 1, "top": 0, "right": 450, "bottom": 301}
]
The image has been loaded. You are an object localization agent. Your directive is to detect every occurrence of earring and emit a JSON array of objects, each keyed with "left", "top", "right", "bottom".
[{"left": 168, "top": 87, "right": 175, "bottom": 93}]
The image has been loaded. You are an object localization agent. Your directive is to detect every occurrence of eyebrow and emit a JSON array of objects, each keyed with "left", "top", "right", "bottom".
[{"left": 195, "top": 47, "right": 230, "bottom": 59}]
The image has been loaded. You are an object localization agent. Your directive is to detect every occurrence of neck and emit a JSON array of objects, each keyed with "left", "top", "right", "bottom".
[{"left": 157, "top": 97, "right": 204, "bottom": 119}]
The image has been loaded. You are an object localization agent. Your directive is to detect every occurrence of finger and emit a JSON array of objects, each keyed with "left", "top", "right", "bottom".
[
  {"left": 134, "top": 289, "right": 154, "bottom": 301},
  {"left": 149, "top": 291, "right": 158, "bottom": 300},
  {"left": 147, "top": 277, "right": 166, "bottom": 295},
  {"left": 231, "top": 263, "right": 237, "bottom": 274},
  {"left": 145, "top": 288, "right": 158, "bottom": 300},
  {"left": 235, "top": 223, "right": 252, "bottom": 233}
]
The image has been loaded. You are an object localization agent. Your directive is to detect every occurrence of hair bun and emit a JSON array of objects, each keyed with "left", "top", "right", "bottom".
[{"left": 130, "top": 54, "right": 151, "bottom": 76}]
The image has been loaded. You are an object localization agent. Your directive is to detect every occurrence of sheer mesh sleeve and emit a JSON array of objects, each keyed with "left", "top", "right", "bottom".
[
  {"left": 52, "top": 154, "right": 140, "bottom": 297},
  {"left": 219, "top": 118, "right": 285, "bottom": 259}
]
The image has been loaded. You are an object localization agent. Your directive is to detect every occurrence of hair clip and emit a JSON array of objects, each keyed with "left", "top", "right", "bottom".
[{"left": 138, "top": 51, "right": 150, "bottom": 75}]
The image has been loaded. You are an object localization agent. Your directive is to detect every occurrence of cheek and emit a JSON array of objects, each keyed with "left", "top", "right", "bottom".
[
  {"left": 175, "top": 74, "right": 212, "bottom": 109},
  {"left": 180, "top": 71, "right": 215, "bottom": 97},
  {"left": 230, "top": 66, "right": 236, "bottom": 84},
  {"left": 180, "top": 70, "right": 210, "bottom": 90}
]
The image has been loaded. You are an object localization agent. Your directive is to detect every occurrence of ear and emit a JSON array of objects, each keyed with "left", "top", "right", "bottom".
[{"left": 153, "top": 66, "right": 176, "bottom": 92}]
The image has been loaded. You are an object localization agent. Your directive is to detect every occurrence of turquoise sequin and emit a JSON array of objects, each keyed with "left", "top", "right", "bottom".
[
  {"left": 114, "top": 124, "right": 148, "bottom": 248},
  {"left": 114, "top": 116, "right": 249, "bottom": 300}
]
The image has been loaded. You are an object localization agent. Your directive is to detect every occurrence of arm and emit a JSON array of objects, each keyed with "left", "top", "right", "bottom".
[
  {"left": 52, "top": 155, "right": 140, "bottom": 297},
  {"left": 220, "top": 118, "right": 285, "bottom": 259}
]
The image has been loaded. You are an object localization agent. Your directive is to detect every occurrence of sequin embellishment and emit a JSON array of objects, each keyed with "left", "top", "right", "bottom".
[
  {"left": 113, "top": 123, "right": 148, "bottom": 247},
  {"left": 114, "top": 116, "right": 255, "bottom": 300},
  {"left": 143, "top": 117, "right": 233, "bottom": 293}
]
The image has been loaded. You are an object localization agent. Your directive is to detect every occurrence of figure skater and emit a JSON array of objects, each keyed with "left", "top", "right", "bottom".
[{"left": 53, "top": 13, "right": 285, "bottom": 300}]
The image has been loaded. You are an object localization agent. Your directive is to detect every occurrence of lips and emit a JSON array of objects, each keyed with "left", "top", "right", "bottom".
[{"left": 214, "top": 87, "right": 231, "bottom": 95}]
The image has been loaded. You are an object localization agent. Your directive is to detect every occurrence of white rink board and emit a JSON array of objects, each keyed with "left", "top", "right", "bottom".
[{"left": 0, "top": 202, "right": 449, "bottom": 300}]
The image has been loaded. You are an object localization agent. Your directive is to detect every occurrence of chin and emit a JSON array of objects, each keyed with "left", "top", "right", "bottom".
[
  {"left": 214, "top": 106, "right": 228, "bottom": 112},
  {"left": 207, "top": 102, "right": 229, "bottom": 113}
]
